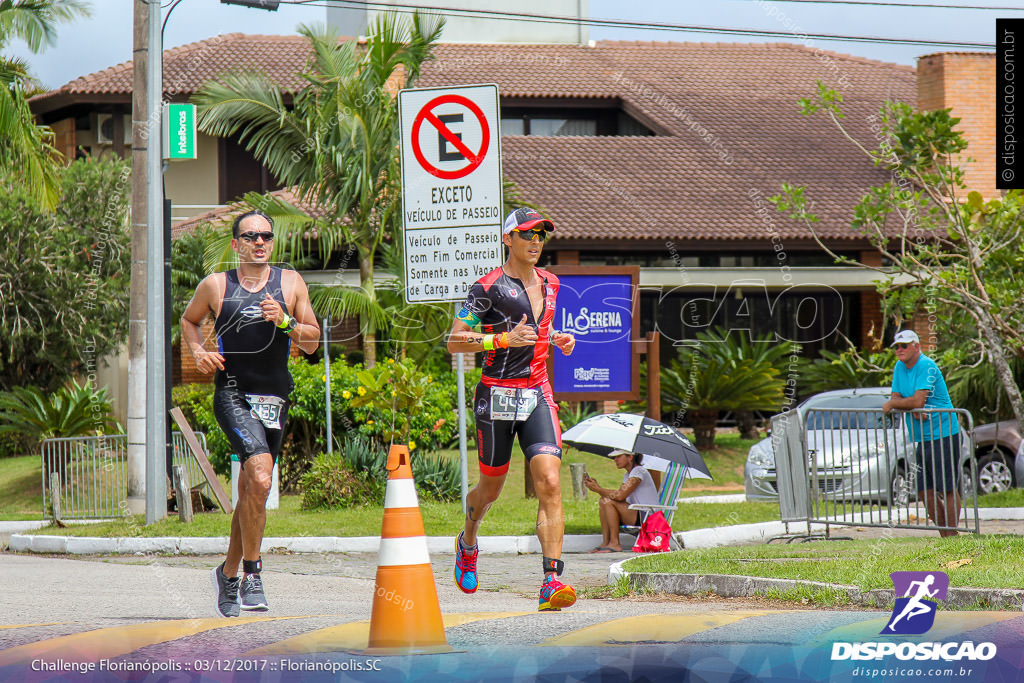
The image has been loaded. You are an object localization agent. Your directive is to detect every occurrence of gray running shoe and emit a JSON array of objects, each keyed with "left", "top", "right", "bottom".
[
  {"left": 239, "top": 572, "right": 269, "bottom": 611},
  {"left": 211, "top": 563, "right": 240, "bottom": 618}
]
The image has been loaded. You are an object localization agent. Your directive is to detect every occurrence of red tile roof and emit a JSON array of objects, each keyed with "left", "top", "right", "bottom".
[{"left": 34, "top": 35, "right": 917, "bottom": 244}]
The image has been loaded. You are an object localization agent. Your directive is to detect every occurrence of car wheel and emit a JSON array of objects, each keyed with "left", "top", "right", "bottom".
[
  {"left": 890, "top": 463, "right": 911, "bottom": 507},
  {"left": 967, "top": 451, "right": 1014, "bottom": 496}
]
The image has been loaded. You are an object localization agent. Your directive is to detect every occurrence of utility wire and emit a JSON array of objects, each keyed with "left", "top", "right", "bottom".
[
  {"left": 760, "top": 0, "right": 1024, "bottom": 10},
  {"left": 280, "top": 0, "right": 995, "bottom": 49}
]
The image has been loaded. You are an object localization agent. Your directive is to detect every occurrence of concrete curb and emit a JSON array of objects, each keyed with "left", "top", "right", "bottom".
[
  {"left": 7, "top": 533, "right": 608, "bottom": 556},
  {"left": 7, "top": 506, "right": 1024, "bottom": 557},
  {"left": 620, "top": 572, "right": 1024, "bottom": 611},
  {"left": 0, "top": 521, "right": 48, "bottom": 534},
  {"left": 679, "top": 494, "right": 747, "bottom": 504}
]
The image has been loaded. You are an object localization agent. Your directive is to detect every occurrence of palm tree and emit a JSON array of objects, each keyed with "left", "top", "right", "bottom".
[
  {"left": 0, "top": 0, "right": 90, "bottom": 55},
  {"left": 641, "top": 328, "right": 788, "bottom": 450},
  {"left": 697, "top": 327, "right": 804, "bottom": 439},
  {"left": 306, "top": 177, "right": 540, "bottom": 362},
  {"left": 193, "top": 14, "right": 444, "bottom": 367},
  {"left": 0, "top": 0, "right": 90, "bottom": 209},
  {"left": 662, "top": 350, "right": 786, "bottom": 451}
]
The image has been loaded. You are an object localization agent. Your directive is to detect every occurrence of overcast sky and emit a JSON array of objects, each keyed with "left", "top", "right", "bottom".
[{"left": 5, "top": 0, "right": 1016, "bottom": 91}]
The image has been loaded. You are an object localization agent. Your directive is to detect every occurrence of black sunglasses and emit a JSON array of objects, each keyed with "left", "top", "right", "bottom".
[
  {"left": 239, "top": 231, "right": 274, "bottom": 243},
  {"left": 894, "top": 343, "right": 913, "bottom": 349},
  {"left": 514, "top": 229, "right": 549, "bottom": 243}
]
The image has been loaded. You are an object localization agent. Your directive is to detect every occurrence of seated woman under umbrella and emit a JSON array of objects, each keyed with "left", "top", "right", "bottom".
[{"left": 583, "top": 450, "right": 659, "bottom": 553}]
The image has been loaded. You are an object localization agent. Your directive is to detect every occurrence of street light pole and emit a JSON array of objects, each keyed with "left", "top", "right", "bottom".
[
  {"left": 127, "top": 0, "right": 148, "bottom": 517},
  {"left": 145, "top": 0, "right": 166, "bottom": 524}
]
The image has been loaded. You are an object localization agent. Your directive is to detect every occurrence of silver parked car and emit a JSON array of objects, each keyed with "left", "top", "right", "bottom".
[{"left": 745, "top": 387, "right": 970, "bottom": 504}]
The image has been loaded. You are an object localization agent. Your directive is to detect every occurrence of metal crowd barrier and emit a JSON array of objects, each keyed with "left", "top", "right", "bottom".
[
  {"left": 773, "top": 408, "right": 978, "bottom": 537},
  {"left": 40, "top": 432, "right": 208, "bottom": 520}
]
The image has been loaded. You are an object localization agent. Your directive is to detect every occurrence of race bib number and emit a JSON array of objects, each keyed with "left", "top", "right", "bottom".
[
  {"left": 244, "top": 394, "right": 286, "bottom": 430},
  {"left": 490, "top": 387, "right": 539, "bottom": 422}
]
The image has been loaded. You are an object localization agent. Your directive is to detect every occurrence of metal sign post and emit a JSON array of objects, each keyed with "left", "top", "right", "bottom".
[
  {"left": 324, "top": 316, "right": 332, "bottom": 455},
  {"left": 398, "top": 84, "right": 503, "bottom": 512}
]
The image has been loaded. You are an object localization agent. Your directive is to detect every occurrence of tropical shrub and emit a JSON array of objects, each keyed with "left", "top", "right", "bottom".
[
  {"left": 0, "top": 380, "right": 119, "bottom": 479},
  {"left": 797, "top": 347, "right": 895, "bottom": 396},
  {"left": 945, "top": 351, "right": 1024, "bottom": 425},
  {"left": 0, "top": 157, "right": 131, "bottom": 393},
  {"left": 411, "top": 451, "right": 460, "bottom": 502},
  {"left": 173, "top": 356, "right": 473, "bottom": 491},
  {"left": 300, "top": 433, "right": 459, "bottom": 508},
  {"left": 632, "top": 329, "right": 785, "bottom": 450},
  {"left": 558, "top": 401, "right": 599, "bottom": 433},
  {"left": 300, "top": 451, "right": 382, "bottom": 510},
  {"left": 697, "top": 328, "right": 805, "bottom": 439},
  {"left": 0, "top": 380, "right": 119, "bottom": 445},
  {"left": 288, "top": 356, "right": 464, "bottom": 455}
]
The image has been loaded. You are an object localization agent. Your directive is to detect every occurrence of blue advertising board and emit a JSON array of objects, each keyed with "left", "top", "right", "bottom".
[{"left": 549, "top": 267, "right": 638, "bottom": 400}]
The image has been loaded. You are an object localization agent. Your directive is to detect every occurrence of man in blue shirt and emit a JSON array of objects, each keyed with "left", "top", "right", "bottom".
[{"left": 882, "top": 330, "right": 961, "bottom": 537}]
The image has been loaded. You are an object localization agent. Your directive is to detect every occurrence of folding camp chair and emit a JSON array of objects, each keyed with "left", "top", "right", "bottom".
[{"left": 620, "top": 461, "right": 688, "bottom": 550}]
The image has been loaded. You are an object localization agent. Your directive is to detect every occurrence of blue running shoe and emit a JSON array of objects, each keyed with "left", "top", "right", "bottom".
[
  {"left": 538, "top": 575, "right": 576, "bottom": 612},
  {"left": 453, "top": 531, "right": 478, "bottom": 594}
]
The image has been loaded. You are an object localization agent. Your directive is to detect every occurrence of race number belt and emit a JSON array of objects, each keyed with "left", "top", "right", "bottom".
[
  {"left": 489, "top": 387, "right": 539, "bottom": 422},
  {"left": 244, "top": 394, "right": 286, "bottom": 430}
]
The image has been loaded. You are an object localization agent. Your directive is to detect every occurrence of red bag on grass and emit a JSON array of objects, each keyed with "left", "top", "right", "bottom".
[{"left": 632, "top": 511, "right": 672, "bottom": 553}]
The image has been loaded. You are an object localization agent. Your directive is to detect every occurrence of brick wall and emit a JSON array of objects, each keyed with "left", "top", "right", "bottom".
[
  {"left": 917, "top": 53, "right": 997, "bottom": 198},
  {"left": 557, "top": 250, "right": 580, "bottom": 265},
  {"left": 909, "top": 311, "right": 937, "bottom": 354},
  {"left": 859, "top": 290, "right": 883, "bottom": 351},
  {"left": 179, "top": 316, "right": 218, "bottom": 385}
]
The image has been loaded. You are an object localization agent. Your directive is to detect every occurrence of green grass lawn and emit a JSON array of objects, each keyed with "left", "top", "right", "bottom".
[
  {"left": 623, "top": 534, "right": 1024, "bottom": 607},
  {"left": 0, "top": 455, "right": 45, "bottom": 521},
  {"left": 8, "top": 428, "right": 1021, "bottom": 538},
  {"left": 9, "top": 431, "right": 776, "bottom": 537}
]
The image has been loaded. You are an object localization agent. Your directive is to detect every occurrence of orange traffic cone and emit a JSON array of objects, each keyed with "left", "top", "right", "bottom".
[{"left": 366, "top": 444, "right": 452, "bottom": 655}]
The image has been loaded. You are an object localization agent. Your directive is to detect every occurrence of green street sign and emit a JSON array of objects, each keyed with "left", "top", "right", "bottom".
[{"left": 163, "top": 103, "right": 197, "bottom": 160}]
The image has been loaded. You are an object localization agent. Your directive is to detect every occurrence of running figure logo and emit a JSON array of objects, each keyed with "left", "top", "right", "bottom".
[{"left": 883, "top": 571, "right": 949, "bottom": 635}]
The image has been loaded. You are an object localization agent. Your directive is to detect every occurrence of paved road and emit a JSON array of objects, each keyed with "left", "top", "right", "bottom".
[{"left": 4, "top": 552, "right": 1024, "bottom": 682}]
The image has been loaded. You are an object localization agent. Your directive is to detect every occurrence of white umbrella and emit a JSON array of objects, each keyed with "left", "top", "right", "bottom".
[{"left": 562, "top": 413, "right": 712, "bottom": 479}]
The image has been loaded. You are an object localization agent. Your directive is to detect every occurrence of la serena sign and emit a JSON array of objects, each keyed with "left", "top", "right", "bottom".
[{"left": 398, "top": 85, "right": 503, "bottom": 303}]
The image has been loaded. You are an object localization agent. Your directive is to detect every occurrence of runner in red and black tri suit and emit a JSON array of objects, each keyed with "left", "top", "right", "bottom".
[{"left": 447, "top": 208, "right": 578, "bottom": 612}]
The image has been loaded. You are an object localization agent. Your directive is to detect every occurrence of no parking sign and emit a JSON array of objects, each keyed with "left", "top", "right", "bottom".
[{"left": 399, "top": 85, "right": 503, "bottom": 303}]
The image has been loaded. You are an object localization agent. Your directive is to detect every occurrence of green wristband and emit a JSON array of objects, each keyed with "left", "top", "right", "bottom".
[
  {"left": 482, "top": 334, "right": 495, "bottom": 351},
  {"left": 279, "top": 314, "right": 297, "bottom": 333}
]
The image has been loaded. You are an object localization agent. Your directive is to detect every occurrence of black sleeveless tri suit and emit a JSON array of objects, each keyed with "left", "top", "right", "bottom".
[{"left": 211, "top": 267, "right": 293, "bottom": 464}]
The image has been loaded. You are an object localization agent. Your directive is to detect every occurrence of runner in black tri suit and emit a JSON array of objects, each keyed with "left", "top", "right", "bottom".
[
  {"left": 447, "top": 208, "right": 578, "bottom": 612},
  {"left": 181, "top": 211, "right": 319, "bottom": 617}
]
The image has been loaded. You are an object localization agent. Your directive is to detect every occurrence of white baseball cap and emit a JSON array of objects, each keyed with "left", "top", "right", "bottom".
[
  {"left": 608, "top": 449, "right": 633, "bottom": 458},
  {"left": 891, "top": 329, "right": 920, "bottom": 346}
]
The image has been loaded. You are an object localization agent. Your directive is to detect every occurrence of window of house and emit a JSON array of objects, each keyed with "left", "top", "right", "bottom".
[
  {"left": 219, "top": 135, "right": 282, "bottom": 204},
  {"left": 500, "top": 103, "right": 654, "bottom": 137},
  {"left": 579, "top": 251, "right": 858, "bottom": 268},
  {"left": 640, "top": 289, "right": 856, "bottom": 359}
]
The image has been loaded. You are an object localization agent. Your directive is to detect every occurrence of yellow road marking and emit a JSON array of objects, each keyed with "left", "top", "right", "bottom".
[
  {"left": 542, "top": 611, "right": 783, "bottom": 647},
  {"left": 0, "top": 617, "right": 306, "bottom": 666},
  {"left": 0, "top": 624, "right": 62, "bottom": 630},
  {"left": 814, "top": 612, "right": 1024, "bottom": 644},
  {"left": 246, "top": 612, "right": 532, "bottom": 656}
]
